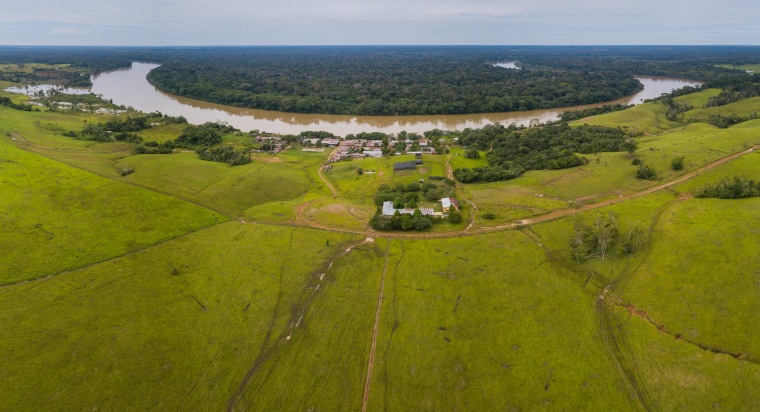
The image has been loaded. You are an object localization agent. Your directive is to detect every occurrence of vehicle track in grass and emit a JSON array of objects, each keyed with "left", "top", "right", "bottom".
[
  {"left": 362, "top": 240, "right": 391, "bottom": 412},
  {"left": 226, "top": 228, "right": 296, "bottom": 412},
  {"left": 225, "top": 236, "right": 374, "bottom": 411}
]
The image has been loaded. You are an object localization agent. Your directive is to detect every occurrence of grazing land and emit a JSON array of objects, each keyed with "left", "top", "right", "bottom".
[{"left": 1, "top": 48, "right": 760, "bottom": 411}]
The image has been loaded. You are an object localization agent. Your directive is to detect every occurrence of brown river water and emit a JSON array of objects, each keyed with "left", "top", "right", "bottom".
[{"left": 81, "top": 62, "right": 698, "bottom": 135}]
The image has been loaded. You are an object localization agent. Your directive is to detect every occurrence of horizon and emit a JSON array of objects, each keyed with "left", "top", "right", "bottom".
[
  {"left": 4, "top": 0, "right": 759, "bottom": 46},
  {"left": 2, "top": 44, "right": 760, "bottom": 48}
]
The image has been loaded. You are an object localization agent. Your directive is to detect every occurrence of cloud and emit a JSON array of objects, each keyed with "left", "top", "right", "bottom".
[
  {"left": 49, "top": 28, "right": 89, "bottom": 35},
  {"left": 1, "top": 0, "right": 759, "bottom": 45}
]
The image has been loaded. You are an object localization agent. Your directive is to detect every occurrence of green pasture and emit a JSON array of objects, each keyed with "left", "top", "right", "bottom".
[
  {"left": 619, "top": 196, "right": 760, "bottom": 359},
  {"left": 301, "top": 198, "right": 372, "bottom": 231},
  {"left": 460, "top": 119, "right": 759, "bottom": 228},
  {"left": 137, "top": 123, "right": 187, "bottom": 143},
  {"left": 0, "top": 136, "right": 225, "bottom": 284},
  {"left": 324, "top": 158, "right": 386, "bottom": 199},
  {"left": 3, "top": 70, "right": 760, "bottom": 412},
  {"left": 674, "top": 88, "right": 722, "bottom": 108},
  {"left": 613, "top": 307, "right": 760, "bottom": 410},
  {"left": 578, "top": 101, "right": 681, "bottom": 135},
  {"left": 0, "top": 223, "right": 362, "bottom": 410},
  {"left": 674, "top": 150, "right": 760, "bottom": 194},
  {"left": 0, "top": 109, "right": 322, "bottom": 218},
  {"left": 716, "top": 64, "right": 760, "bottom": 73},
  {"left": 368, "top": 233, "right": 633, "bottom": 410},
  {"left": 448, "top": 148, "right": 488, "bottom": 170},
  {"left": 237, "top": 238, "right": 387, "bottom": 410},
  {"left": 684, "top": 96, "right": 760, "bottom": 122}
]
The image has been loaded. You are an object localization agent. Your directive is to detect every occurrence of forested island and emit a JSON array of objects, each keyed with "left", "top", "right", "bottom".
[{"left": 2, "top": 46, "right": 759, "bottom": 117}]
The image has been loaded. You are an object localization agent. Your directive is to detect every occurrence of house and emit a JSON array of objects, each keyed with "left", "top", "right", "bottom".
[
  {"left": 441, "top": 197, "right": 451, "bottom": 212},
  {"left": 363, "top": 150, "right": 383, "bottom": 158},
  {"left": 382, "top": 201, "right": 435, "bottom": 217},
  {"left": 321, "top": 138, "right": 340, "bottom": 146},
  {"left": 441, "top": 197, "right": 460, "bottom": 212},
  {"left": 394, "top": 161, "right": 417, "bottom": 171}
]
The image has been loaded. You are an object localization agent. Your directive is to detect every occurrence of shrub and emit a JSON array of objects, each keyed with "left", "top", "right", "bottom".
[
  {"left": 636, "top": 164, "right": 657, "bottom": 180},
  {"left": 119, "top": 166, "right": 135, "bottom": 176},
  {"left": 671, "top": 156, "right": 684, "bottom": 170}
]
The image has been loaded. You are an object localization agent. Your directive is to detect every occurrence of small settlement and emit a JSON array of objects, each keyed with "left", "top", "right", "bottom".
[
  {"left": 327, "top": 137, "right": 436, "bottom": 163},
  {"left": 381, "top": 197, "right": 459, "bottom": 218},
  {"left": 249, "top": 132, "right": 440, "bottom": 161}
]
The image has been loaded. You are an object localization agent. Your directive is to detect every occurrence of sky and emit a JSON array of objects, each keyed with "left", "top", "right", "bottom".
[{"left": 1, "top": 0, "right": 758, "bottom": 46}]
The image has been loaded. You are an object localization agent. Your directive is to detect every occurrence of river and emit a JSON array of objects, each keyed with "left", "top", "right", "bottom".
[{"left": 59, "top": 62, "right": 703, "bottom": 135}]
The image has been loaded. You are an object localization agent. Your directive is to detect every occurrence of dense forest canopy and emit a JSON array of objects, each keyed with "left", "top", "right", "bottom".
[
  {"left": 145, "top": 47, "right": 644, "bottom": 115},
  {"left": 1, "top": 46, "right": 760, "bottom": 115}
]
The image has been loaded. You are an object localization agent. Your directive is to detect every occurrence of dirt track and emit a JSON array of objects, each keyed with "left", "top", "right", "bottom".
[{"left": 289, "top": 144, "right": 760, "bottom": 240}]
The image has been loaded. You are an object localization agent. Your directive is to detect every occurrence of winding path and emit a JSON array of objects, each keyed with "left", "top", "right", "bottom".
[{"left": 281, "top": 143, "right": 759, "bottom": 241}]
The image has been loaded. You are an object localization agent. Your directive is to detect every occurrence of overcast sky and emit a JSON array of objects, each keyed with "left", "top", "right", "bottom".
[{"left": 1, "top": 0, "right": 758, "bottom": 46}]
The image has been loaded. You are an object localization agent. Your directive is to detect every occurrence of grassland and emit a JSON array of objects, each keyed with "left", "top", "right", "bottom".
[
  {"left": 3, "top": 75, "right": 760, "bottom": 411},
  {"left": 716, "top": 64, "right": 760, "bottom": 73},
  {"left": 0, "top": 129, "right": 225, "bottom": 284},
  {"left": 684, "top": 96, "right": 760, "bottom": 121},
  {"left": 0, "top": 223, "right": 363, "bottom": 410},
  {"left": 459, "top": 120, "right": 758, "bottom": 228},
  {"left": 369, "top": 234, "right": 633, "bottom": 410}
]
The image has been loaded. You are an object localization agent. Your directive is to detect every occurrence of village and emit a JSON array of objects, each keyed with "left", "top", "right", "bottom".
[{"left": 252, "top": 133, "right": 439, "bottom": 161}]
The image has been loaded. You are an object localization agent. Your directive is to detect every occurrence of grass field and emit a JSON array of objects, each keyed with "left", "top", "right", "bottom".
[
  {"left": 3, "top": 75, "right": 760, "bottom": 411},
  {"left": 368, "top": 234, "right": 633, "bottom": 410},
  {"left": 613, "top": 307, "right": 760, "bottom": 410},
  {"left": 619, "top": 196, "right": 760, "bottom": 359},
  {"left": 459, "top": 116, "right": 759, "bottom": 228},
  {"left": 579, "top": 101, "right": 681, "bottom": 135},
  {"left": 0, "top": 106, "right": 328, "bottom": 218},
  {"left": 0, "top": 223, "right": 363, "bottom": 410},
  {"left": 716, "top": 64, "right": 760, "bottom": 73},
  {"left": 0, "top": 134, "right": 225, "bottom": 284},
  {"left": 684, "top": 96, "right": 760, "bottom": 122}
]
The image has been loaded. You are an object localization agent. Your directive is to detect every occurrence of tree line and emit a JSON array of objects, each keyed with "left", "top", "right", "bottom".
[
  {"left": 452, "top": 123, "right": 635, "bottom": 183},
  {"left": 696, "top": 176, "right": 760, "bottom": 199}
]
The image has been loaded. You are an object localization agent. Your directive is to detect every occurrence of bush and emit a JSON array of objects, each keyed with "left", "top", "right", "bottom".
[
  {"left": 198, "top": 146, "right": 251, "bottom": 166},
  {"left": 671, "top": 156, "right": 684, "bottom": 171},
  {"left": 119, "top": 166, "right": 135, "bottom": 176},
  {"left": 631, "top": 157, "right": 641, "bottom": 165},
  {"left": 636, "top": 164, "right": 657, "bottom": 180},
  {"left": 481, "top": 212, "right": 496, "bottom": 220}
]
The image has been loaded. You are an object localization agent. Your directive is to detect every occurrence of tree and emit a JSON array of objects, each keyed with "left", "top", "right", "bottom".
[
  {"left": 593, "top": 212, "right": 618, "bottom": 260},
  {"left": 448, "top": 211, "right": 462, "bottom": 224},
  {"left": 569, "top": 212, "right": 620, "bottom": 261},
  {"left": 464, "top": 148, "right": 480, "bottom": 159}
]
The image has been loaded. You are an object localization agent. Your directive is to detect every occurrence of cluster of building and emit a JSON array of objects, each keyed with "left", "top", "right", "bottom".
[
  {"left": 326, "top": 137, "right": 438, "bottom": 163},
  {"left": 381, "top": 197, "right": 459, "bottom": 218},
  {"left": 329, "top": 139, "right": 385, "bottom": 162},
  {"left": 252, "top": 135, "right": 287, "bottom": 154},
  {"left": 253, "top": 134, "right": 439, "bottom": 161}
]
